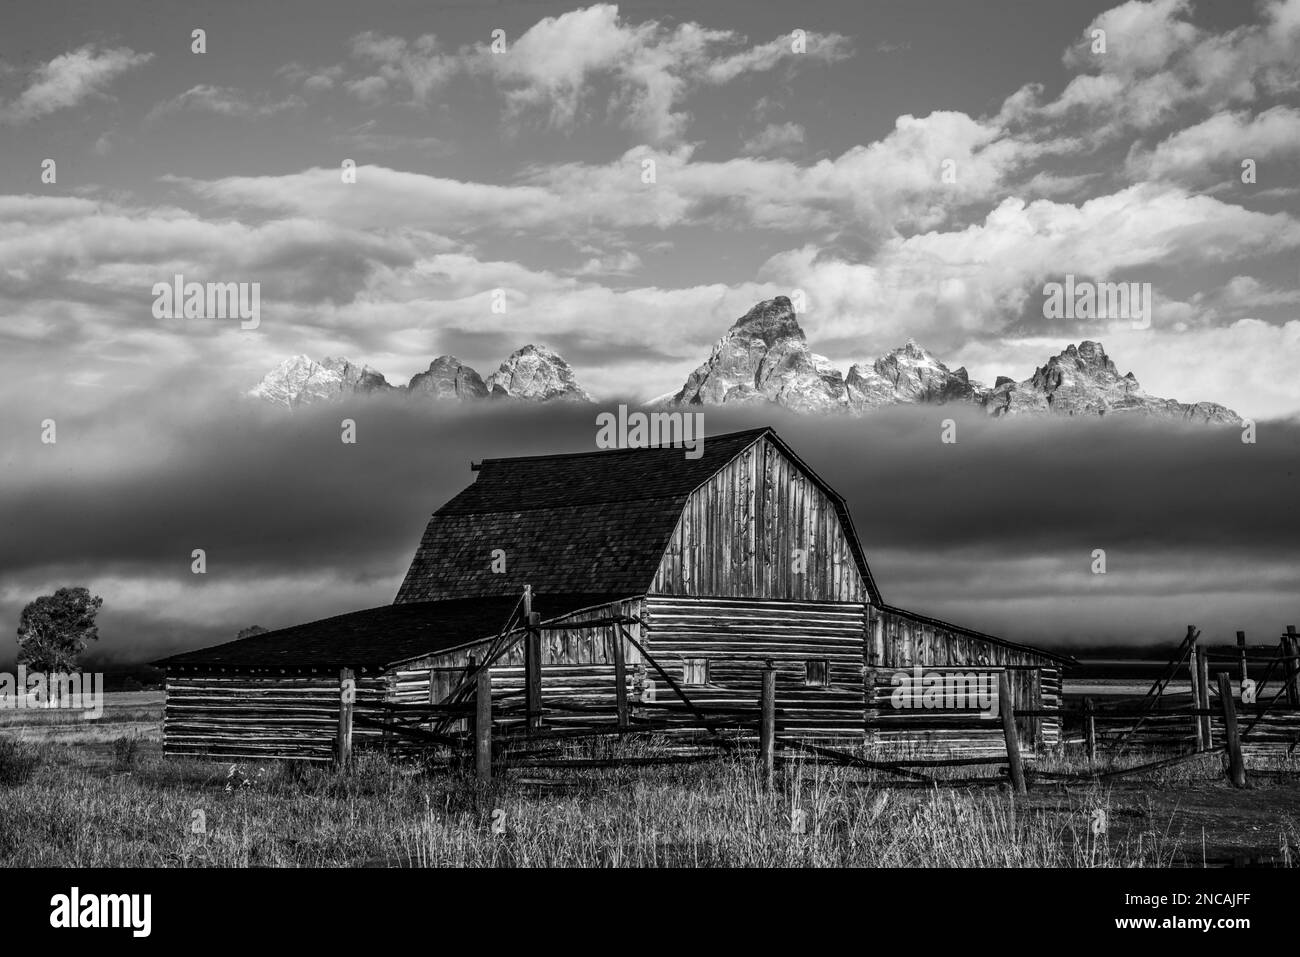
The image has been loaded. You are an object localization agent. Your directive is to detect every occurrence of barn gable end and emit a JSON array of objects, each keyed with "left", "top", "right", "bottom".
[{"left": 651, "top": 432, "right": 871, "bottom": 602}]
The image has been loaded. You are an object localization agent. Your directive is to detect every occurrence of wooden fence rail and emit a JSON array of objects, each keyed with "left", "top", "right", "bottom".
[{"left": 328, "top": 616, "right": 1300, "bottom": 789}]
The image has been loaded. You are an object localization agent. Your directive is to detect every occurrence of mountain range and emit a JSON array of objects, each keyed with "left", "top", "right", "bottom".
[
  {"left": 249, "top": 296, "right": 1240, "bottom": 423},
  {"left": 249, "top": 344, "right": 592, "bottom": 408},
  {"left": 667, "top": 297, "right": 1240, "bottom": 424}
]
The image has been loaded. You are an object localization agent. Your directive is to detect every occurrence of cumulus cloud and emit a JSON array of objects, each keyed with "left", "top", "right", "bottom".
[
  {"left": 755, "top": 184, "right": 1300, "bottom": 356},
  {"left": 320, "top": 4, "right": 850, "bottom": 143},
  {"left": 1007, "top": 0, "right": 1300, "bottom": 142},
  {"left": 0, "top": 44, "right": 152, "bottom": 123},
  {"left": 175, "top": 108, "right": 1025, "bottom": 242},
  {"left": 479, "top": 8, "right": 849, "bottom": 142},
  {"left": 1126, "top": 105, "right": 1300, "bottom": 183}
]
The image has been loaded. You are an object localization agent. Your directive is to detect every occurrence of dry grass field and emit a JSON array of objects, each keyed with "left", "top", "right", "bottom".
[{"left": 1, "top": 692, "right": 1297, "bottom": 867}]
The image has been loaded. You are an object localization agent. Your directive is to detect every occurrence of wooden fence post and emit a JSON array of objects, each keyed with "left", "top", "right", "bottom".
[
  {"left": 611, "top": 627, "right": 629, "bottom": 732},
  {"left": 1197, "top": 649, "right": 1213, "bottom": 749},
  {"left": 335, "top": 667, "right": 354, "bottom": 768},
  {"left": 1216, "top": 672, "right": 1246, "bottom": 789},
  {"left": 1189, "top": 640, "right": 1203, "bottom": 751},
  {"left": 1285, "top": 626, "right": 1300, "bottom": 709},
  {"left": 523, "top": 586, "right": 542, "bottom": 737},
  {"left": 474, "top": 656, "right": 492, "bottom": 784},
  {"left": 759, "top": 660, "right": 776, "bottom": 787},
  {"left": 999, "top": 670, "right": 1026, "bottom": 794},
  {"left": 1083, "top": 697, "right": 1096, "bottom": 767}
]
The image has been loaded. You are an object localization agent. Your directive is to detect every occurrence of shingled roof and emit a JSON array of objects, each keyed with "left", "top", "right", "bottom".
[
  {"left": 156, "top": 593, "right": 629, "bottom": 671},
  {"left": 394, "top": 427, "right": 879, "bottom": 603}
]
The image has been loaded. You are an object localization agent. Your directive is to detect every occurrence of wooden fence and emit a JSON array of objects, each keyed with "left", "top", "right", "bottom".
[{"left": 170, "top": 609, "right": 1300, "bottom": 793}]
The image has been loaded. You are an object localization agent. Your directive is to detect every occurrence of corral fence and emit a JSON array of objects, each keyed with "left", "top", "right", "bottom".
[{"left": 328, "top": 614, "right": 1300, "bottom": 793}]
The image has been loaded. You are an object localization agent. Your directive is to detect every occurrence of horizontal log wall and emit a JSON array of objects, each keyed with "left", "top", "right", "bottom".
[
  {"left": 652, "top": 435, "right": 867, "bottom": 602},
  {"left": 641, "top": 595, "right": 867, "bottom": 739},
  {"left": 163, "top": 670, "right": 387, "bottom": 762},
  {"left": 864, "top": 667, "right": 1060, "bottom": 756}
]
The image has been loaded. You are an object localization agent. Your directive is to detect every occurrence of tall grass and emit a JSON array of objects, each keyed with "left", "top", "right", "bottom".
[
  {"left": 2, "top": 697, "right": 1296, "bottom": 868},
  {"left": 0, "top": 737, "right": 42, "bottom": 786},
  {"left": 0, "top": 736, "right": 1192, "bottom": 867}
]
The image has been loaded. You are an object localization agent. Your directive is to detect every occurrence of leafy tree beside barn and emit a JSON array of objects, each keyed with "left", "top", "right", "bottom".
[{"left": 15, "top": 587, "right": 104, "bottom": 671}]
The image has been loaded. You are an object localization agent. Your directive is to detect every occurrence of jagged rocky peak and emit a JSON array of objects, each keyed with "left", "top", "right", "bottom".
[
  {"left": 983, "top": 341, "right": 1240, "bottom": 424},
  {"left": 485, "top": 344, "right": 593, "bottom": 402},
  {"left": 252, "top": 345, "right": 590, "bottom": 406},
  {"left": 846, "top": 339, "right": 984, "bottom": 408},
  {"left": 321, "top": 356, "right": 392, "bottom": 393},
  {"left": 670, "top": 296, "right": 848, "bottom": 413},
  {"left": 729, "top": 295, "right": 805, "bottom": 346},
  {"left": 249, "top": 355, "right": 393, "bottom": 408},
  {"left": 407, "top": 356, "right": 489, "bottom": 401},
  {"left": 667, "top": 300, "right": 1240, "bottom": 423}
]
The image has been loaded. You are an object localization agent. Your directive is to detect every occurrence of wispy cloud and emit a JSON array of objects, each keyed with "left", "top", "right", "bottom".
[
  {"left": 0, "top": 44, "right": 152, "bottom": 123},
  {"left": 145, "top": 84, "right": 304, "bottom": 122}
]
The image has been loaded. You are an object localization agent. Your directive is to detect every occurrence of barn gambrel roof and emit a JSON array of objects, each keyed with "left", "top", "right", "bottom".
[{"left": 394, "top": 427, "right": 880, "bottom": 604}]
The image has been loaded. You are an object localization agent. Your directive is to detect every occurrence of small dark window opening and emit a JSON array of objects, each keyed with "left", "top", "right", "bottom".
[
  {"left": 805, "top": 659, "right": 830, "bottom": 687},
  {"left": 683, "top": 658, "right": 709, "bottom": 686}
]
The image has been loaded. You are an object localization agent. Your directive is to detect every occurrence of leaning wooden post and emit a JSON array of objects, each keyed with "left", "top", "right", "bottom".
[
  {"left": 611, "top": 626, "right": 629, "bottom": 732},
  {"left": 1197, "top": 648, "right": 1213, "bottom": 749},
  {"left": 1216, "top": 672, "right": 1246, "bottom": 789},
  {"left": 1189, "top": 638, "right": 1203, "bottom": 751},
  {"left": 759, "top": 660, "right": 776, "bottom": 787},
  {"left": 998, "top": 670, "right": 1026, "bottom": 794},
  {"left": 474, "top": 656, "right": 492, "bottom": 784},
  {"left": 1285, "top": 626, "right": 1300, "bottom": 709},
  {"left": 335, "top": 667, "right": 354, "bottom": 768},
  {"left": 523, "top": 585, "right": 542, "bottom": 737},
  {"left": 1083, "top": 697, "right": 1096, "bottom": 767}
]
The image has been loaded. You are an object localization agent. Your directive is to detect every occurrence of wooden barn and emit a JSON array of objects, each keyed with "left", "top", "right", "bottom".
[{"left": 158, "top": 426, "right": 1072, "bottom": 762}]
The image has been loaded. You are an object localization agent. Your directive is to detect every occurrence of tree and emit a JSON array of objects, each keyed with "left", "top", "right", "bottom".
[
  {"left": 236, "top": 625, "right": 267, "bottom": 640},
  {"left": 16, "top": 587, "right": 104, "bottom": 671}
]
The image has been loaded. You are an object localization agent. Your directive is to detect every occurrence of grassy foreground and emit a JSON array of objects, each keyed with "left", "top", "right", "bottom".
[{"left": 0, "top": 693, "right": 1296, "bottom": 867}]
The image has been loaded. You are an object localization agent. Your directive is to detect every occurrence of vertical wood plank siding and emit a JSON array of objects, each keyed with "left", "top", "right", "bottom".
[
  {"left": 651, "top": 435, "right": 867, "bottom": 602},
  {"left": 163, "top": 671, "right": 387, "bottom": 762},
  {"left": 406, "top": 599, "right": 647, "bottom": 732}
]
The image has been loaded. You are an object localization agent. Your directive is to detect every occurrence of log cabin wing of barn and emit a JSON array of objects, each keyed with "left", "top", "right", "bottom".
[{"left": 157, "top": 426, "right": 1073, "bottom": 761}]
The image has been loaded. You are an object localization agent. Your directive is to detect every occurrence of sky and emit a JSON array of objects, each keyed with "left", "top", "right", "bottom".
[{"left": 1, "top": 0, "right": 1298, "bottom": 664}]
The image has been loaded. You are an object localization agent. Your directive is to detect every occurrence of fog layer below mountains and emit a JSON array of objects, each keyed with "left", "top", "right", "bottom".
[{"left": 1, "top": 392, "right": 1294, "bottom": 666}]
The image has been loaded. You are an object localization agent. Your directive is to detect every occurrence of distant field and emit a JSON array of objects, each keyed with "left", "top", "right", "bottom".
[{"left": 0, "top": 691, "right": 1297, "bottom": 867}]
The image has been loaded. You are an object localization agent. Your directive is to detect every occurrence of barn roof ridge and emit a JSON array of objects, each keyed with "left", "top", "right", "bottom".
[{"left": 473, "top": 425, "right": 773, "bottom": 467}]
